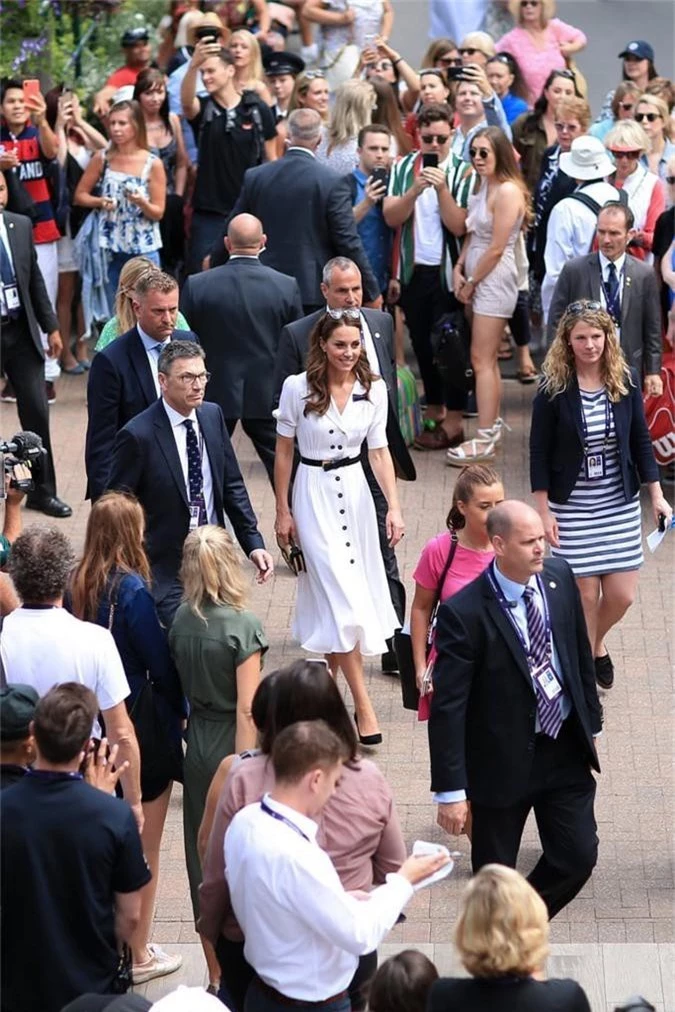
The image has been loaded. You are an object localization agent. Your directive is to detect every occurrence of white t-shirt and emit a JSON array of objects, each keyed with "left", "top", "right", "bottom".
[
  {"left": 1, "top": 608, "right": 130, "bottom": 735},
  {"left": 413, "top": 186, "right": 444, "bottom": 267}
]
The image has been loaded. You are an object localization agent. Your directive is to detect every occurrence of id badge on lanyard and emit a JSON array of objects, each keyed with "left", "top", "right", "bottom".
[
  {"left": 582, "top": 393, "right": 611, "bottom": 480},
  {"left": 2, "top": 284, "right": 19, "bottom": 311}
]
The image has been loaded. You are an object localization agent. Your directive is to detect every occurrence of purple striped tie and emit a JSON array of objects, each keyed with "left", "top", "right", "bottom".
[{"left": 523, "top": 586, "right": 563, "bottom": 739}]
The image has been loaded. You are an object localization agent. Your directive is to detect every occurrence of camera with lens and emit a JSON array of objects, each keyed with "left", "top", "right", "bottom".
[{"left": 0, "top": 431, "right": 46, "bottom": 499}]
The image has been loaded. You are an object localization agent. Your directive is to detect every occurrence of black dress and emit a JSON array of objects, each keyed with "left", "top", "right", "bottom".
[{"left": 428, "top": 975, "right": 592, "bottom": 1012}]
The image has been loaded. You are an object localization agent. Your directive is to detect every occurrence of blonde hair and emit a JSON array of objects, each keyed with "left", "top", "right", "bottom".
[
  {"left": 114, "top": 257, "right": 160, "bottom": 332},
  {"left": 509, "top": 0, "right": 555, "bottom": 25},
  {"left": 553, "top": 96, "right": 591, "bottom": 131},
  {"left": 459, "top": 31, "right": 496, "bottom": 58},
  {"left": 180, "top": 526, "right": 248, "bottom": 621},
  {"left": 290, "top": 72, "right": 330, "bottom": 120},
  {"left": 635, "top": 92, "right": 672, "bottom": 140},
  {"left": 541, "top": 304, "right": 631, "bottom": 402},
  {"left": 454, "top": 865, "right": 549, "bottom": 978},
  {"left": 328, "top": 79, "right": 375, "bottom": 152},
  {"left": 231, "top": 29, "right": 264, "bottom": 83},
  {"left": 604, "top": 119, "right": 650, "bottom": 154}
]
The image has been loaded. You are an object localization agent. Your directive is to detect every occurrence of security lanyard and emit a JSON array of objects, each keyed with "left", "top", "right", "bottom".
[
  {"left": 580, "top": 391, "right": 612, "bottom": 451},
  {"left": 486, "top": 562, "right": 552, "bottom": 669},
  {"left": 260, "top": 798, "right": 310, "bottom": 842}
]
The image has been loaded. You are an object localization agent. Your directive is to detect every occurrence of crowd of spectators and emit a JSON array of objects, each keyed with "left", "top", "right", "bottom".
[{"left": 0, "top": 1, "right": 673, "bottom": 1010}]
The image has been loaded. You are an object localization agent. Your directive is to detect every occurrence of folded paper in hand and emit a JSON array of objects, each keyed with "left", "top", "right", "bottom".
[{"left": 411, "top": 840, "right": 458, "bottom": 891}]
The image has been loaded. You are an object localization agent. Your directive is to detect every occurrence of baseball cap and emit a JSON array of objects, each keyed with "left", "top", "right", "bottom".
[
  {"left": 122, "top": 27, "right": 150, "bottom": 47},
  {"left": 0, "top": 684, "right": 38, "bottom": 742},
  {"left": 618, "top": 41, "right": 654, "bottom": 62}
]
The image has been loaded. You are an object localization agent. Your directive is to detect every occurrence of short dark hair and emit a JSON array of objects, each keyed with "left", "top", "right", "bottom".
[
  {"left": 157, "top": 340, "right": 205, "bottom": 375},
  {"left": 217, "top": 48, "right": 235, "bottom": 67},
  {"left": 417, "top": 103, "right": 452, "bottom": 130},
  {"left": 368, "top": 951, "right": 439, "bottom": 1012},
  {"left": 33, "top": 683, "right": 98, "bottom": 763},
  {"left": 0, "top": 78, "right": 23, "bottom": 103},
  {"left": 357, "top": 123, "right": 392, "bottom": 147},
  {"left": 134, "top": 270, "right": 178, "bottom": 300},
  {"left": 8, "top": 527, "right": 74, "bottom": 603},
  {"left": 598, "top": 201, "right": 635, "bottom": 230},
  {"left": 271, "top": 720, "right": 347, "bottom": 784}
]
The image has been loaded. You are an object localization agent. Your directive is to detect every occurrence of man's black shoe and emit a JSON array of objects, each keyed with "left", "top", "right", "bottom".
[
  {"left": 594, "top": 654, "right": 614, "bottom": 690},
  {"left": 25, "top": 495, "right": 73, "bottom": 518}
]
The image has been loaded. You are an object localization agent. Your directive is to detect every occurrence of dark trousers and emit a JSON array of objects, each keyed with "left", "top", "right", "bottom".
[
  {"left": 1, "top": 314, "right": 56, "bottom": 497},
  {"left": 470, "top": 719, "right": 598, "bottom": 919},
  {"left": 245, "top": 979, "right": 350, "bottom": 1012},
  {"left": 509, "top": 291, "right": 531, "bottom": 348},
  {"left": 187, "top": 210, "right": 228, "bottom": 275},
  {"left": 363, "top": 456, "right": 405, "bottom": 626},
  {"left": 398, "top": 266, "right": 467, "bottom": 412},
  {"left": 225, "top": 416, "right": 277, "bottom": 487}
]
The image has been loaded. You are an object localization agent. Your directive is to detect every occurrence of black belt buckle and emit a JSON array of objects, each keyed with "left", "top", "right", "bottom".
[{"left": 322, "top": 458, "right": 343, "bottom": 471}]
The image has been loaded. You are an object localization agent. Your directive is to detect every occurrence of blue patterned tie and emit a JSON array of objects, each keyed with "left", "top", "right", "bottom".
[
  {"left": 184, "top": 419, "right": 205, "bottom": 523},
  {"left": 523, "top": 586, "right": 563, "bottom": 738}
]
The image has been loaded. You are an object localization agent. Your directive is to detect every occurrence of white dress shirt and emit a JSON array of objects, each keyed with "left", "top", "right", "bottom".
[
  {"left": 137, "top": 323, "right": 170, "bottom": 397},
  {"left": 161, "top": 398, "right": 217, "bottom": 524},
  {"left": 225, "top": 794, "right": 413, "bottom": 1001},
  {"left": 598, "top": 251, "right": 626, "bottom": 333},
  {"left": 358, "top": 312, "right": 380, "bottom": 375},
  {"left": 0, "top": 213, "right": 17, "bottom": 317}
]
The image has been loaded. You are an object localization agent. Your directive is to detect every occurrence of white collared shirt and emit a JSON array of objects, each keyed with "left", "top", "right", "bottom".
[
  {"left": 161, "top": 398, "right": 217, "bottom": 524},
  {"left": 225, "top": 793, "right": 413, "bottom": 1002},
  {"left": 0, "top": 213, "right": 17, "bottom": 317},
  {"left": 287, "top": 145, "right": 316, "bottom": 159},
  {"left": 137, "top": 323, "right": 170, "bottom": 397},
  {"left": 358, "top": 312, "right": 380, "bottom": 375}
]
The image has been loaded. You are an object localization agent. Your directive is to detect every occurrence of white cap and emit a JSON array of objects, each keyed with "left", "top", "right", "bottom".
[
  {"left": 559, "top": 135, "right": 615, "bottom": 182},
  {"left": 151, "top": 987, "right": 229, "bottom": 1012}
]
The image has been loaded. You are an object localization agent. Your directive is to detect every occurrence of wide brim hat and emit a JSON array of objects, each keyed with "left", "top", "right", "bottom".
[
  {"left": 559, "top": 135, "right": 615, "bottom": 180},
  {"left": 187, "top": 12, "right": 231, "bottom": 48}
]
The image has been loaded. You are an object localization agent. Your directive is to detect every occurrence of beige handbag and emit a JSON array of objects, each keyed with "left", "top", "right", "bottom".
[{"left": 320, "top": 0, "right": 361, "bottom": 90}]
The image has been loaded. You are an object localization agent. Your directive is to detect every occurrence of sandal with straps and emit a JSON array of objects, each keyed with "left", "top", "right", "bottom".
[{"left": 446, "top": 437, "right": 497, "bottom": 466}]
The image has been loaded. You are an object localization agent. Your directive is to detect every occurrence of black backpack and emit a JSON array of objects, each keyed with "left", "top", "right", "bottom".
[{"left": 199, "top": 90, "right": 266, "bottom": 163}]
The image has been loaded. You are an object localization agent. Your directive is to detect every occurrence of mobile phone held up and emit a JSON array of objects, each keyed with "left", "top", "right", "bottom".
[
  {"left": 22, "top": 79, "right": 41, "bottom": 102},
  {"left": 422, "top": 153, "right": 439, "bottom": 169},
  {"left": 194, "top": 26, "right": 220, "bottom": 42},
  {"left": 371, "top": 166, "right": 389, "bottom": 188}
]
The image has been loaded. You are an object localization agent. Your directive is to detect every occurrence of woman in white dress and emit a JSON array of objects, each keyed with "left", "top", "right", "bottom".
[{"left": 274, "top": 314, "right": 404, "bottom": 745}]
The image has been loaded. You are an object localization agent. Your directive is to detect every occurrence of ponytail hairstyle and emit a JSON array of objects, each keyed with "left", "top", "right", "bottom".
[
  {"left": 179, "top": 525, "right": 248, "bottom": 622},
  {"left": 446, "top": 464, "right": 503, "bottom": 529}
]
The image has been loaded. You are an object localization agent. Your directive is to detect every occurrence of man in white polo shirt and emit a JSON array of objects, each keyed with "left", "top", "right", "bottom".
[{"left": 2, "top": 526, "right": 142, "bottom": 829}]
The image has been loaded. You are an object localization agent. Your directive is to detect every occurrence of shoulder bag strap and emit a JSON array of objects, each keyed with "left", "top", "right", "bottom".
[
  {"left": 426, "top": 530, "right": 459, "bottom": 652},
  {"left": 0, "top": 614, "right": 6, "bottom": 689}
]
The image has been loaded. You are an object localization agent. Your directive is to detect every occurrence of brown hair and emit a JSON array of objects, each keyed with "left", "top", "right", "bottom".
[
  {"left": 70, "top": 492, "right": 151, "bottom": 621},
  {"left": 553, "top": 96, "right": 591, "bottom": 132},
  {"left": 271, "top": 720, "right": 348, "bottom": 784},
  {"left": 368, "top": 950, "right": 439, "bottom": 1012},
  {"left": 304, "top": 315, "right": 374, "bottom": 417},
  {"left": 542, "top": 303, "right": 631, "bottom": 402},
  {"left": 108, "top": 98, "right": 148, "bottom": 152},
  {"left": 446, "top": 464, "right": 503, "bottom": 529},
  {"left": 33, "top": 683, "right": 99, "bottom": 764},
  {"left": 610, "top": 81, "right": 641, "bottom": 119},
  {"left": 472, "top": 126, "right": 532, "bottom": 226}
]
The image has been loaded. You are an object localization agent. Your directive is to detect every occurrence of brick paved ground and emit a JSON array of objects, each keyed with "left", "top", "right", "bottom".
[{"left": 3, "top": 365, "right": 672, "bottom": 1008}]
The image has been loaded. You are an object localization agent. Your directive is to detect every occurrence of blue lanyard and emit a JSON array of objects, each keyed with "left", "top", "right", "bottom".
[
  {"left": 580, "top": 389, "right": 612, "bottom": 449},
  {"left": 260, "top": 798, "right": 310, "bottom": 842},
  {"left": 26, "top": 769, "right": 83, "bottom": 782},
  {"left": 486, "top": 562, "right": 551, "bottom": 668}
]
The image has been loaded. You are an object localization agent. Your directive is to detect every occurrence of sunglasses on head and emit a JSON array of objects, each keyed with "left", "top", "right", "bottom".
[
  {"left": 304, "top": 70, "right": 325, "bottom": 80},
  {"left": 635, "top": 111, "right": 659, "bottom": 122},
  {"left": 609, "top": 149, "right": 641, "bottom": 159},
  {"left": 469, "top": 146, "right": 490, "bottom": 160},
  {"left": 421, "top": 132, "right": 450, "bottom": 144},
  {"left": 491, "top": 53, "right": 513, "bottom": 66},
  {"left": 326, "top": 307, "right": 360, "bottom": 321},
  {"left": 567, "top": 300, "right": 602, "bottom": 316}
]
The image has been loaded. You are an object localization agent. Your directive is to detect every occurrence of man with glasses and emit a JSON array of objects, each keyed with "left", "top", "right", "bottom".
[
  {"left": 384, "top": 104, "right": 476, "bottom": 451},
  {"left": 85, "top": 271, "right": 199, "bottom": 502},
  {"left": 109, "top": 341, "right": 273, "bottom": 625}
]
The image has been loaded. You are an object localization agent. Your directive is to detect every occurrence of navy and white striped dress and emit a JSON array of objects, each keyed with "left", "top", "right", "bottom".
[{"left": 549, "top": 388, "right": 643, "bottom": 577}]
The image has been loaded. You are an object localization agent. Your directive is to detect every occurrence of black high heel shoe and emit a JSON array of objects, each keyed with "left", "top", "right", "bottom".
[{"left": 354, "top": 712, "right": 382, "bottom": 747}]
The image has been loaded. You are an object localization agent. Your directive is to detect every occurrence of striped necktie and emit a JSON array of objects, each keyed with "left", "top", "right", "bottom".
[{"left": 523, "top": 586, "right": 563, "bottom": 738}]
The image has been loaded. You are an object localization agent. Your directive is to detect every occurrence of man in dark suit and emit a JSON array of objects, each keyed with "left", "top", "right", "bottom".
[
  {"left": 108, "top": 341, "right": 273, "bottom": 625},
  {"left": 274, "top": 256, "right": 415, "bottom": 673},
  {"left": 85, "top": 271, "right": 198, "bottom": 501},
  {"left": 180, "top": 213, "right": 303, "bottom": 486},
  {"left": 429, "top": 500, "right": 603, "bottom": 918},
  {"left": 0, "top": 170, "right": 70, "bottom": 517},
  {"left": 209, "top": 108, "right": 380, "bottom": 313},
  {"left": 547, "top": 202, "right": 662, "bottom": 396}
]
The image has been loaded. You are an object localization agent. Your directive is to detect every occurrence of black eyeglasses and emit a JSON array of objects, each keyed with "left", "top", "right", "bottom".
[
  {"left": 469, "top": 146, "right": 490, "bottom": 160},
  {"left": 421, "top": 132, "right": 451, "bottom": 144},
  {"left": 566, "top": 300, "right": 602, "bottom": 315},
  {"left": 635, "top": 111, "right": 660, "bottom": 122},
  {"left": 325, "top": 308, "right": 360, "bottom": 321}
]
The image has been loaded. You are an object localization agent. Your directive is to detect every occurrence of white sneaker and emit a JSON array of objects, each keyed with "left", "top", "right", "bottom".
[{"left": 132, "top": 944, "right": 183, "bottom": 985}]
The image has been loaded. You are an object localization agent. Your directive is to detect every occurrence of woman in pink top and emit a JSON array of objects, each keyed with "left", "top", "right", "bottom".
[
  {"left": 410, "top": 464, "right": 504, "bottom": 691},
  {"left": 495, "top": 0, "right": 586, "bottom": 107},
  {"left": 199, "top": 659, "right": 406, "bottom": 1012}
]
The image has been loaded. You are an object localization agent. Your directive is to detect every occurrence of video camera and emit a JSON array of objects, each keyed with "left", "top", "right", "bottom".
[{"left": 0, "top": 431, "right": 46, "bottom": 499}]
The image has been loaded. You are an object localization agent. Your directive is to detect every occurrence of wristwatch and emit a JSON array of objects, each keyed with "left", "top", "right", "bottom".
[{"left": 466, "top": 276, "right": 475, "bottom": 286}]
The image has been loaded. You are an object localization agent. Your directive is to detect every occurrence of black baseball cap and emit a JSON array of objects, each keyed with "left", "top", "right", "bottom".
[
  {"left": 122, "top": 27, "right": 150, "bottom": 47},
  {"left": 0, "top": 685, "right": 38, "bottom": 742},
  {"left": 263, "top": 51, "right": 305, "bottom": 78},
  {"left": 618, "top": 40, "right": 654, "bottom": 61}
]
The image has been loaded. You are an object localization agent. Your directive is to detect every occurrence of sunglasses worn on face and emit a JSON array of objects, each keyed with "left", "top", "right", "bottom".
[
  {"left": 439, "top": 56, "right": 462, "bottom": 66},
  {"left": 635, "top": 111, "right": 659, "bottom": 122},
  {"left": 610, "top": 149, "right": 641, "bottom": 159},
  {"left": 665, "top": 175, "right": 675, "bottom": 184},
  {"left": 470, "top": 146, "right": 490, "bottom": 160},
  {"left": 421, "top": 132, "right": 450, "bottom": 144},
  {"left": 521, "top": 0, "right": 539, "bottom": 6},
  {"left": 618, "top": 102, "right": 635, "bottom": 111}
]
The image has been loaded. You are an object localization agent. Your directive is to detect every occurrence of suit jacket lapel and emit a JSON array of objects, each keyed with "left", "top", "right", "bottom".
[
  {"left": 481, "top": 579, "right": 533, "bottom": 691},
  {"left": 621, "top": 257, "right": 633, "bottom": 326},
  {"left": 130, "top": 328, "right": 159, "bottom": 406},
  {"left": 197, "top": 406, "right": 225, "bottom": 518},
  {"left": 152, "top": 402, "right": 189, "bottom": 508},
  {"left": 589, "top": 253, "right": 602, "bottom": 301}
]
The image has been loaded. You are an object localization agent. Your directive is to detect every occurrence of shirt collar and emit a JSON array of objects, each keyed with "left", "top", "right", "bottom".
[
  {"left": 162, "top": 397, "right": 197, "bottom": 427},
  {"left": 262, "top": 793, "right": 319, "bottom": 841},
  {"left": 492, "top": 561, "right": 537, "bottom": 602},
  {"left": 599, "top": 251, "right": 626, "bottom": 276},
  {"left": 287, "top": 145, "right": 316, "bottom": 159},
  {"left": 137, "top": 323, "right": 170, "bottom": 352},
  {"left": 229, "top": 254, "right": 260, "bottom": 260}
]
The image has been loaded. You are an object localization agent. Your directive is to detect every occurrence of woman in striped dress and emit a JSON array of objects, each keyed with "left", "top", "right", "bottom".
[{"left": 529, "top": 301, "right": 671, "bottom": 690}]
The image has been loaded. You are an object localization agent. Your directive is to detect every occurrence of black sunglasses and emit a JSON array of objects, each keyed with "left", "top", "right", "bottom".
[
  {"left": 469, "top": 146, "right": 490, "bottom": 160},
  {"left": 490, "top": 54, "right": 513, "bottom": 66},
  {"left": 521, "top": 0, "right": 540, "bottom": 6},
  {"left": 421, "top": 132, "right": 451, "bottom": 144},
  {"left": 665, "top": 175, "right": 675, "bottom": 184},
  {"left": 439, "top": 55, "right": 462, "bottom": 67},
  {"left": 635, "top": 111, "right": 660, "bottom": 122},
  {"left": 567, "top": 300, "right": 602, "bottom": 315},
  {"left": 618, "top": 102, "right": 635, "bottom": 111}
]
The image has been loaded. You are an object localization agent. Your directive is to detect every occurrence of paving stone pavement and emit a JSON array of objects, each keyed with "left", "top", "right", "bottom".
[{"left": 3, "top": 367, "right": 672, "bottom": 1008}]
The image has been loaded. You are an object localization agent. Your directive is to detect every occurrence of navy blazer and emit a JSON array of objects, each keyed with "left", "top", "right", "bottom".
[
  {"left": 530, "top": 370, "right": 659, "bottom": 504},
  {"left": 85, "top": 326, "right": 198, "bottom": 501},
  {"left": 108, "top": 399, "right": 264, "bottom": 607}
]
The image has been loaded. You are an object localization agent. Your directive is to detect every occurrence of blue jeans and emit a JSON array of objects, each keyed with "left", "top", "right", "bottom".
[
  {"left": 105, "top": 249, "right": 160, "bottom": 307},
  {"left": 244, "top": 979, "right": 351, "bottom": 1012},
  {"left": 186, "top": 210, "right": 228, "bottom": 275}
]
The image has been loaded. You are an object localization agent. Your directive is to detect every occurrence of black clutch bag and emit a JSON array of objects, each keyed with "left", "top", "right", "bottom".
[
  {"left": 431, "top": 310, "right": 474, "bottom": 391},
  {"left": 276, "top": 535, "right": 307, "bottom": 576}
]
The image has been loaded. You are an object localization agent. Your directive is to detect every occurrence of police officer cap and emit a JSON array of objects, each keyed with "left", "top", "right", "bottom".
[
  {"left": 0, "top": 684, "right": 38, "bottom": 742},
  {"left": 263, "top": 51, "right": 305, "bottom": 77},
  {"left": 122, "top": 26, "right": 150, "bottom": 47}
]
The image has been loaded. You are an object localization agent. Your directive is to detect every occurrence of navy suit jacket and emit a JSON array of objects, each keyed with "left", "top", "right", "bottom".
[
  {"left": 85, "top": 326, "right": 198, "bottom": 501},
  {"left": 530, "top": 370, "right": 659, "bottom": 503},
  {"left": 428, "top": 558, "right": 602, "bottom": 808},
  {"left": 108, "top": 399, "right": 264, "bottom": 607}
]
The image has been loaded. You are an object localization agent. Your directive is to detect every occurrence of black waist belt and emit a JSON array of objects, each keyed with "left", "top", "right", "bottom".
[
  {"left": 299, "top": 455, "right": 361, "bottom": 472},
  {"left": 254, "top": 978, "right": 348, "bottom": 1007}
]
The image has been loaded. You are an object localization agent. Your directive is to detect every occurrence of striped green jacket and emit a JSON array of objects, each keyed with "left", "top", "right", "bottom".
[{"left": 389, "top": 151, "right": 476, "bottom": 289}]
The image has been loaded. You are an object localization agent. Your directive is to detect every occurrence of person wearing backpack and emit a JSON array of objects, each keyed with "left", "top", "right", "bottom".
[
  {"left": 181, "top": 40, "right": 277, "bottom": 274},
  {"left": 540, "top": 135, "right": 619, "bottom": 321}
]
